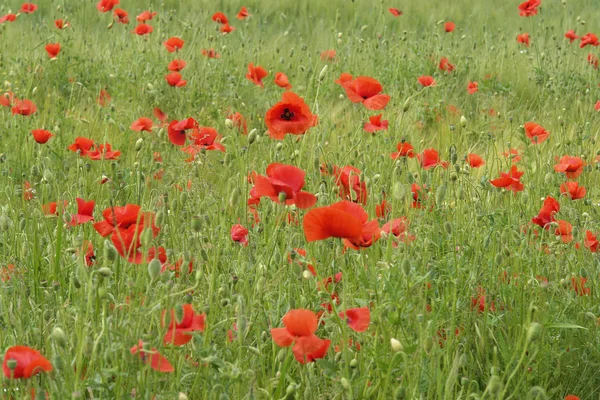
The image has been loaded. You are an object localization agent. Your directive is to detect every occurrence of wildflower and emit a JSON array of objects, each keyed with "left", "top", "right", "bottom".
[
  {"left": 162, "top": 304, "right": 206, "bottom": 345},
  {"left": 363, "top": 114, "right": 388, "bottom": 133},
  {"left": 271, "top": 309, "right": 330, "bottom": 364},
  {"left": 2, "top": 346, "right": 52, "bottom": 379},
  {"left": 265, "top": 92, "right": 317, "bottom": 139},
  {"left": 490, "top": 165, "right": 525, "bottom": 192},
  {"left": 250, "top": 163, "right": 317, "bottom": 209}
]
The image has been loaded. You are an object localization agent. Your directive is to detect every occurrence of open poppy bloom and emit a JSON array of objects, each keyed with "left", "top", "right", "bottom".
[
  {"left": 389, "top": 8, "right": 403, "bottom": 17},
  {"left": 304, "top": 201, "right": 379, "bottom": 250},
  {"left": 133, "top": 23, "right": 153, "bottom": 35},
  {"left": 220, "top": 23, "right": 235, "bottom": 34},
  {"left": 518, "top": 0, "right": 540, "bottom": 16},
  {"left": 69, "top": 198, "right": 95, "bottom": 226},
  {"left": 531, "top": 196, "right": 559, "bottom": 229},
  {"left": 524, "top": 122, "right": 550, "bottom": 144},
  {"left": 164, "top": 37, "right": 184, "bottom": 52},
  {"left": 168, "top": 117, "right": 198, "bottom": 146},
  {"left": 490, "top": 165, "right": 524, "bottom": 192},
  {"left": 20, "top": 3, "right": 38, "bottom": 13},
  {"left": 320, "top": 49, "right": 337, "bottom": 61},
  {"left": 444, "top": 22, "right": 455, "bottom": 32},
  {"left": 391, "top": 141, "right": 416, "bottom": 159},
  {"left": 271, "top": 309, "right": 330, "bottom": 364},
  {"left": 130, "top": 117, "right": 154, "bottom": 132},
  {"left": 0, "top": 14, "right": 17, "bottom": 24},
  {"left": 338, "top": 308, "right": 370, "bottom": 332},
  {"left": 382, "top": 217, "right": 415, "bottom": 246},
  {"left": 212, "top": 12, "right": 228, "bottom": 24},
  {"left": 231, "top": 224, "right": 249, "bottom": 246},
  {"left": 45, "top": 43, "right": 61, "bottom": 59},
  {"left": 364, "top": 114, "right": 388, "bottom": 133},
  {"left": 554, "top": 156, "right": 584, "bottom": 179},
  {"left": 31, "top": 129, "right": 54, "bottom": 144},
  {"left": 136, "top": 11, "right": 157, "bottom": 22},
  {"left": 165, "top": 72, "right": 187, "bottom": 87},
  {"left": 113, "top": 8, "right": 129, "bottom": 24},
  {"left": 439, "top": 57, "right": 455, "bottom": 72},
  {"left": 265, "top": 92, "right": 317, "bottom": 139},
  {"left": 130, "top": 341, "right": 174, "bottom": 372},
  {"left": 168, "top": 59, "right": 186, "bottom": 72},
  {"left": 162, "top": 304, "right": 206, "bottom": 345},
  {"left": 560, "top": 181, "right": 585, "bottom": 200},
  {"left": 417, "top": 148, "right": 448, "bottom": 169},
  {"left": 517, "top": 33, "right": 530, "bottom": 46},
  {"left": 228, "top": 112, "right": 247, "bottom": 134},
  {"left": 584, "top": 231, "right": 598, "bottom": 252},
  {"left": 87, "top": 143, "right": 121, "bottom": 160},
  {"left": 467, "top": 153, "right": 485, "bottom": 168},
  {"left": 97, "top": 88, "right": 111, "bottom": 107},
  {"left": 97, "top": 0, "right": 118, "bottom": 12},
  {"left": 250, "top": 163, "right": 317, "bottom": 209},
  {"left": 2, "top": 346, "right": 52, "bottom": 379},
  {"left": 274, "top": 72, "right": 292, "bottom": 90},
  {"left": 467, "top": 81, "right": 478, "bottom": 94},
  {"left": 68, "top": 137, "right": 95, "bottom": 155},
  {"left": 417, "top": 76, "right": 436, "bottom": 87},
  {"left": 555, "top": 220, "right": 573, "bottom": 243},
  {"left": 11, "top": 99, "right": 37, "bottom": 116},
  {"left": 565, "top": 30, "right": 579, "bottom": 43},
  {"left": 201, "top": 49, "right": 220, "bottom": 58},
  {"left": 337, "top": 74, "right": 390, "bottom": 110},
  {"left": 237, "top": 7, "right": 250, "bottom": 20},
  {"left": 580, "top": 33, "right": 599, "bottom": 48},
  {"left": 181, "top": 127, "right": 225, "bottom": 161},
  {"left": 54, "top": 19, "right": 69, "bottom": 29},
  {"left": 246, "top": 63, "right": 268, "bottom": 87},
  {"left": 322, "top": 164, "right": 368, "bottom": 204},
  {"left": 564, "top": 396, "right": 580, "bottom": 400},
  {"left": 42, "top": 200, "right": 67, "bottom": 216}
]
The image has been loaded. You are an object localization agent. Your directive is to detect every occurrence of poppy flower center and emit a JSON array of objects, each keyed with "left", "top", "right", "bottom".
[{"left": 280, "top": 108, "right": 295, "bottom": 121}]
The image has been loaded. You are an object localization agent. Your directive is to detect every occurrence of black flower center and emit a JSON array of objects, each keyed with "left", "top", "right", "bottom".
[{"left": 280, "top": 108, "right": 294, "bottom": 121}]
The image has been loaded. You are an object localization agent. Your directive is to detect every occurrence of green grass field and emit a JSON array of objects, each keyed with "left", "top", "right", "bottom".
[{"left": 1, "top": 0, "right": 600, "bottom": 398}]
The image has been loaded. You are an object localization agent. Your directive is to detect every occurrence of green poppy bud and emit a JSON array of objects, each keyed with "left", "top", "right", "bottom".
[{"left": 148, "top": 258, "right": 162, "bottom": 280}]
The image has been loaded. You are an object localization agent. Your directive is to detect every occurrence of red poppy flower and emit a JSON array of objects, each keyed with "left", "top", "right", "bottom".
[
  {"left": 337, "top": 74, "right": 390, "bottom": 110},
  {"left": 320, "top": 49, "right": 337, "bottom": 61},
  {"left": 467, "top": 153, "right": 485, "bottom": 168},
  {"left": 363, "top": 114, "right": 388, "bottom": 133},
  {"left": 490, "top": 165, "right": 524, "bottom": 192},
  {"left": 564, "top": 396, "right": 580, "bottom": 400},
  {"left": 250, "top": 163, "right": 317, "bottom": 209},
  {"left": 584, "top": 231, "right": 598, "bottom": 253},
  {"left": 113, "top": 8, "right": 129, "bottom": 24},
  {"left": 417, "top": 76, "right": 436, "bottom": 87},
  {"left": 555, "top": 220, "right": 573, "bottom": 243},
  {"left": 417, "top": 148, "right": 448, "bottom": 169},
  {"left": 130, "top": 340, "right": 174, "bottom": 372},
  {"left": 518, "top": 0, "right": 540, "bottom": 16},
  {"left": 571, "top": 277, "right": 590, "bottom": 296},
  {"left": 471, "top": 288, "right": 495, "bottom": 313},
  {"left": 304, "top": 201, "right": 379, "bottom": 250},
  {"left": 87, "top": 143, "right": 121, "bottom": 160},
  {"left": 237, "top": 7, "right": 250, "bottom": 20},
  {"left": 502, "top": 148, "right": 522, "bottom": 163},
  {"left": 0, "top": 14, "right": 17, "bottom": 24},
  {"left": 165, "top": 72, "right": 187, "bottom": 87},
  {"left": 264, "top": 91, "right": 317, "bottom": 139},
  {"left": 554, "top": 156, "right": 584, "bottom": 179},
  {"left": 565, "top": 30, "right": 579, "bottom": 43},
  {"left": 11, "top": 99, "right": 37, "bottom": 116},
  {"left": 20, "top": 3, "right": 38, "bottom": 13},
  {"left": 70, "top": 198, "right": 95, "bottom": 225},
  {"left": 517, "top": 33, "right": 530, "bottom": 46},
  {"left": 228, "top": 111, "right": 247, "bottom": 134},
  {"left": 42, "top": 200, "right": 67, "bottom": 216},
  {"left": 68, "top": 137, "right": 94, "bottom": 155},
  {"left": 220, "top": 23, "right": 235, "bottom": 34},
  {"left": 531, "top": 196, "right": 559, "bottom": 229},
  {"left": 167, "top": 59, "right": 186, "bottom": 72},
  {"left": 212, "top": 12, "right": 228, "bottom": 24},
  {"left": 31, "top": 129, "right": 54, "bottom": 144},
  {"left": 231, "top": 224, "right": 249, "bottom": 246},
  {"left": 163, "top": 37, "right": 184, "bottom": 52},
  {"left": 79, "top": 240, "right": 96, "bottom": 267},
  {"left": 181, "top": 127, "right": 226, "bottom": 161},
  {"left": 339, "top": 308, "right": 370, "bottom": 332},
  {"left": 45, "top": 43, "right": 61, "bottom": 59},
  {"left": 130, "top": 117, "right": 153, "bottom": 132},
  {"left": 439, "top": 57, "right": 455, "bottom": 72},
  {"left": 580, "top": 33, "right": 599, "bottom": 48},
  {"left": 444, "top": 22, "right": 455, "bottom": 32},
  {"left": 274, "top": 72, "right": 292, "bottom": 90},
  {"left": 23, "top": 181, "right": 34, "bottom": 201},
  {"left": 246, "top": 63, "right": 268, "bottom": 87},
  {"left": 201, "top": 49, "right": 220, "bottom": 58},
  {"left": 322, "top": 164, "right": 368, "bottom": 204},
  {"left": 97, "top": 0, "right": 118, "bottom": 13},
  {"left": 391, "top": 141, "right": 416, "bottom": 159},
  {"left": 271, "top": 309, "right": 330, "bottom": 364},
  {"left": 97, "top": 88, "right": 111, "bottom": 107},
  {"left": 153, "top": 107, "right": 167, "bottom": 124},
  {"left": 588, "top": 54, "right": 598, "bottom": 69},
  {"left": 467, "top": 81, "right": 478, "bottom": 94},
  {"left": 560, "top": 181, "right": 586, "bottom": 200},
  {"left": 133, "top": 23, "right": 153, "bottom": 35},
  {"left": 382, "top": 217, "right": 415, "bottom": 246},
  {"left": 167, "top": 117, "right": 197, "bottom": 146},
  {"left": 524, "top": 122, "right": 549, "bottom": 144},
  {"left": 2, "top": 346, "right": 52, "bottom": 379},
  {"left": 54, "top": 19, "right": 69, "bottom": 29},
  {"left": 162, "top": 304, "right": 206, "bottom": 345},
  {"left": 388, "top": 8, "right": 403, "bottom": 17}
]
